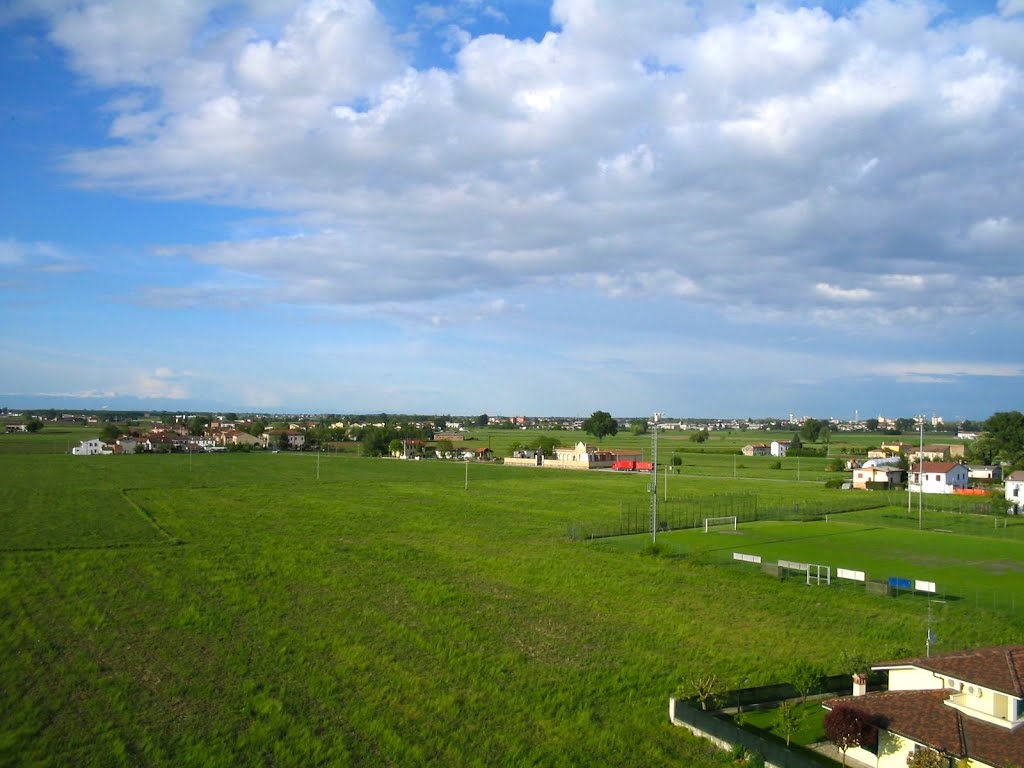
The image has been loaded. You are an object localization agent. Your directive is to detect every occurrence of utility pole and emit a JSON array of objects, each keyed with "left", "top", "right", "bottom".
[
  {"left": 918, "top": 416, "right": 924, "bottom": 530},
  {"left": 651, "top": 412, "right": 661, "bottom": 544}
]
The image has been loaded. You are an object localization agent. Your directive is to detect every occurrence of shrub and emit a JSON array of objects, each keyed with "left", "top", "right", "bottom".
[{"left": 770, "top": 461, "right": 782, "bottom": 470}]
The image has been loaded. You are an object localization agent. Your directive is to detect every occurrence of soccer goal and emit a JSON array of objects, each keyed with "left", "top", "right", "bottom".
[
  {"left": 704, "top": 515, "right": 738, "bottom": 532},
  {"left": 806, "top": 563, "right": 831, "bottom": 586}
]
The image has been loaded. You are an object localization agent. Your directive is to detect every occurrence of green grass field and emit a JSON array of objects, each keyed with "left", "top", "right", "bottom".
[
  {"left": 597, "top": 519, "right": 1024, "bottom": 598},
  {"left": 1, "top": 451, "right": 1018, "bottom": 767}
]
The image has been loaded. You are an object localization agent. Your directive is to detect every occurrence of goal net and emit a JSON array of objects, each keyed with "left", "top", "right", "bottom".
[{"left": 704, "top": 516, "right": 738, "bottom": 532}]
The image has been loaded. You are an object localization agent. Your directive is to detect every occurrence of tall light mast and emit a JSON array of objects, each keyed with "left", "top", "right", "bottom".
[{"left": 651, "top": 412, "right": 662, "bottom": 544}]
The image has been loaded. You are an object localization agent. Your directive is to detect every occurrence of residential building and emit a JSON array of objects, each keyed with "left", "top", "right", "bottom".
[
  {"left": 909, "top": 462, "right": 969, "bottom": 495},
  {"left": 741, "top": 444, "right": 769, "bottom": 457},
  {"left": 218, "top": 429, "right": 262, "bottom": 449},
  {"left": 1006, "top": 471, "right": 1024, "bottom": 514},
  {"left": 967, "top": 465, "right": 1002, "bottom": 482},
  {"left": 262, "top": 429, "right": 306, "bottom": 450},
  {"left": 852, "top": 466, "right": 905, "bottom": 490},
  {"left": 770, "top": 440, "right": 790, "bottom": 457},
  {"left": 503, "top": 441, "right": 640, "bottom": 470},
  {"left": 824, "top": 645, "right": 1024, "bottom": 768},
  {"left": 72, "top": 438, "right": 111, "bottom": 456},
  {"left": 909, "top": 444, "right": 967, "bottom": 463}
]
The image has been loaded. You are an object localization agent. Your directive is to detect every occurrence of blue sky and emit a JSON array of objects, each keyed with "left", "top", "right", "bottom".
[{"left": 1, "top": 0, "right": 1022, "bottom": 419}]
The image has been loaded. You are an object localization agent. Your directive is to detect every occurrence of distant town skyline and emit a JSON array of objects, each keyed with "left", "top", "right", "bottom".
[{"left": 2, "top": 1, "right": 1022, "bottom": 418}]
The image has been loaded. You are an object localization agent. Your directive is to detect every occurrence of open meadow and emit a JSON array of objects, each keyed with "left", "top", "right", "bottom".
[{"left": 2, "top": 450, "right": 1020, "bottom": 766}]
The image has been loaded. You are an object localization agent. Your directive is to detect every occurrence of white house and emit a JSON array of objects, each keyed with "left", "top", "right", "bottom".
[
  {"left": 770, "top": 440, "right": 790, "bottom": 457},
  {"left": 908, "top": 462, "right": 969, "bottom": 494},
  {"left": 1006, "top": 470, "right": 1024, "bottom": 514},
  {"left": 852, "top": 466, "right": 904, "bottom": 490},
  {"left": 824, "top": 645, "right": 1024, "bottom": 768},
  {"left": 967, "top": 465, "right": 1002, "bottom": 482},
  {"left": 72, "top": 439, "right": 111, "bottom": 456}
]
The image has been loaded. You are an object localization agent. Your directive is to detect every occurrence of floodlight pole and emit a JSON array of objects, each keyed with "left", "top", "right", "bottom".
[
  {"left": 918, "top": 416, "right": 924, "bottom": 530},
  {"left": 651, "top": 412, "right": 661, "bottom": 544},
  {"left": 465, "top": 458, "right": 469, "bottom": 490}
]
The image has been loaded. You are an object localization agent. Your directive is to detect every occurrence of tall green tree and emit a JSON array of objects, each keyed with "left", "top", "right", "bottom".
[
  {"left": 630, "top": 419, "right": 648, "bottom": 436},
  {"left": 582, "top": 411, "right": 618, "bottom": 443},
  {"left": 984, "top": 410, "right": 1024, "bottom": 463},
  {"left": 800, "top": 418, "right": 827, "bottom": 442},
  {"left": 100, "top": 423, "right": 121, "bottom": 442}
]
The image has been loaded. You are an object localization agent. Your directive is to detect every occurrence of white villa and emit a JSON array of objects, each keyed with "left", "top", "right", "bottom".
[
  {"left": 908, "top": 462, "right": 969, "bottom": 495},
  {"left": 824, "top": 645, "right": 1024, "bottom": 768},
  {"left": 1006, "top": 470, "right": 1024, "bottom": 514},
  {"left": 71, "top": 438, "right": 111, "bottom": 456},
  {"left": 770, "top": 440, "right": 790, "bottom": 457}
]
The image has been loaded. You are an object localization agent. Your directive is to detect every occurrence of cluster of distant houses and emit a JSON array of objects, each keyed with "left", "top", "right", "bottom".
[{"left": 70, "top": 423, "right": 305, "bottom": 455}]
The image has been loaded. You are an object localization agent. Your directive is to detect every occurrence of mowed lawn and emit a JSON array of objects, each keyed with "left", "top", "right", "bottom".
[
  {"left": 2, "top": 453, "right": 1022, "bottom": 767},
  {"left": 597, "top": 520, "right": 1024, "bottom": 603}
]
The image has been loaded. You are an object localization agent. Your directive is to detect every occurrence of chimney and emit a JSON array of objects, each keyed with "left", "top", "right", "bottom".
[{"left": 852, "top": 673, "right": 867, "bottom": 696}]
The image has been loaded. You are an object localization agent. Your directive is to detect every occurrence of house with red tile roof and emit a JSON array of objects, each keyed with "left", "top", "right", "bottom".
[{"left": 824, "top": 645, "right": 1024, "bottom": 767}]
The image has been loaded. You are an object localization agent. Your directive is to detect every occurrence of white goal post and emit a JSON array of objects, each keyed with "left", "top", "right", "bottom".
[
  {"left": 704, "top": 516, "right": 738, "bottom": 532},
  {"left": 806, "top": 564, "right": 831, "bottom": 586}
]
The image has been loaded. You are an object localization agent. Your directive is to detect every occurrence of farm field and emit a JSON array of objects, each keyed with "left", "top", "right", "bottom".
[{"left": 1, "top": 451, "right": 1019, "bottom": 767}]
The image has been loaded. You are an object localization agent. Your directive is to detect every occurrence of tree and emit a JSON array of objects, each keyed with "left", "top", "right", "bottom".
[
  {"left": 525, "top": 436, "right": 559, "bottom": 456},
  {"left": 436, "top": 439, "right": 454, "bottom": 458},
  {"left": 895, "top": 417, "right": 917, "bottom": 433},
  {"left": 967, "top": 436, "right": 999, "bottom": 465},
  {"left": 800, "top": 418, "right": 827, "bottom": 443},
  {"left": 388, "top": 439, "right": 403, "bottom": 456},
  {"left": 790, "top": 433, "right": 803, "bottom": 451},
  {"left": 26, "top": 419, "right": 43, "bottom": 433},
  {"left": 687, "top": 673, "right": 720, "bottom": 711},
  {"left": 824, "top": 705, "right": 875, "bottom": 767},
  {"left": 630, "top": 419, "right": 648, "bottom": 436},
  {"left": 582, "top": 411, "right": 618, "bottom": 443},
  {"left": 906, "top": 748, "right": 944, "bottom": 768},
  {"left": 689, "top": 429, "right": 709, "bottom": 443},
  {"left": 984, "top": 410, "right": 1024, "bottom": 464},
  {"left": 276, "top": 432, "right": 290, "bottom": 451},
  {"left": 476, "top": 413, "right": 489, "bottom": 427},
  {"left": 188, "top": 415, "right": 210, "bottom": 437},
  {"left": 775, "top": 700, "right": 803, "bottom": 746},
  {"left": 789, "top": 660, "right": 826, "bottom": 703},
  {"left": 100, "top": 423, "right": 121, "bottom": 443},
  {"left": 865, "top": 418, "right": 879, "bottom": 432}
]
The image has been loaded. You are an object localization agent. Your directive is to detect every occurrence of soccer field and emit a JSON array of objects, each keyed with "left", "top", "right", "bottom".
[{"left": 596, "top": 519, "right": 1024, "bottom": 606}]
